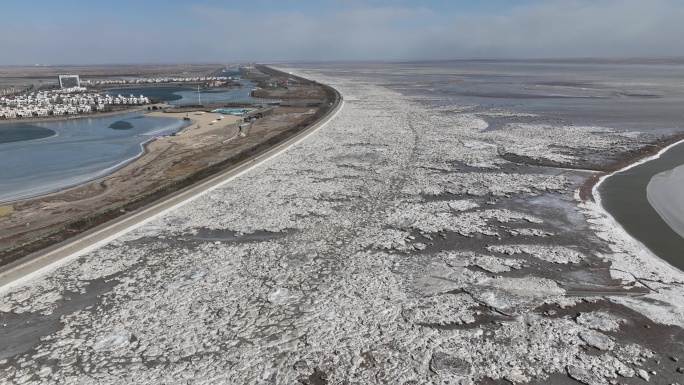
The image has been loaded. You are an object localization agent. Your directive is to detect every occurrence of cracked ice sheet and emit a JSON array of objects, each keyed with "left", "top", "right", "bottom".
[
  {"left": 1, "top": 68, "right": 684, "bottom": 385},
  {"left": 486, "top": 244, "right": 587, "bottom": 264},
  {"left": 579, "top": 198, "right": 684, "bottom": 327},
  {"left": 387, "top": 202, "right": 545, "bottom": 236},
  {"left": 441, "top": 251, "right": 526, "bottom": 273},
  {"left": 402, "top": 168, "right": 571, "bottom": 197},
  {"left": 489, "top": 123, "right": 643, "bottom": 163}
]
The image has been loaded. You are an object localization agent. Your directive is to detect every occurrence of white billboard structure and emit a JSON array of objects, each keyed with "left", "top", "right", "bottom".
[{"left": 58, "top": 75, "right": 80, "bottom": 89}]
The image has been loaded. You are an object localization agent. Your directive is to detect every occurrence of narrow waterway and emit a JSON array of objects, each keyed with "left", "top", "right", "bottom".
[{"left": 598, "top": 141, "right": 684, "bottom": 270}]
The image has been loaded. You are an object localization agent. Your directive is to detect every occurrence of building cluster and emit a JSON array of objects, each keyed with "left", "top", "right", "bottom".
[
  {"left": 266, "top": 77, "right": 300, "bottom": 88},
  {"left": 58, "top": 74, "right": 81, "bottom": 89},
  {"left": 90, "top": 76, "right": 236, "bottom": 86},
  {"left": 55, "top": 86, "right": 88, "bottom": 94},
  {"left": 0, "top": 90, "right": 150, "bottom": 119},
  {"left": 204, "top": 79, "right": 242, "bottom": 88},
  {"left": 0, "top": 86, "right": 24, "bottom": 96}
]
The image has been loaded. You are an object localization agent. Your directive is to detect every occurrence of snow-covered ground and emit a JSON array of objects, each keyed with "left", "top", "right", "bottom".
[{"left": 1, "top": 68, "right": 684, "bottom": 384}]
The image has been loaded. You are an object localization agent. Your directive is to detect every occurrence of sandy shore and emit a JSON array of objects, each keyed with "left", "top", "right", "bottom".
[{"left": 145, "top": 110, "right": 242, "bottom": 136}]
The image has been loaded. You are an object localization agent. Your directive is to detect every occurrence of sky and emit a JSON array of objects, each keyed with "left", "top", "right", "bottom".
[{"left": 1, "top": 0, "right": 684, "bottom": 65}]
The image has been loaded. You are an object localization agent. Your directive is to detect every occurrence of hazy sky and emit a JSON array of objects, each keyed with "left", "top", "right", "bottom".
[{"left": 2, "top": 0, "right": 683, "bottom": 65}]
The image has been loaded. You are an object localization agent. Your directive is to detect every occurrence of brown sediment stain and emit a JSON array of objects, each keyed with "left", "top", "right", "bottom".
[
  {"left": 0, "top": 206, "right": 13, "bottom": 217},
  {"left": 502, "top": 131, "right": 684, "bottom": 202}
]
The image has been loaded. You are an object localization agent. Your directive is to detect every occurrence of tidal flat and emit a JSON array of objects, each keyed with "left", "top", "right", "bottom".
[{"left": 1, "top": 60, "right": 684, "bottom": 384}]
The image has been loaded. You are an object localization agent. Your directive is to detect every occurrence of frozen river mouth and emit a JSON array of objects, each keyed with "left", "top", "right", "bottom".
[{"left": 1, "top": 62, "right": 684, "bottom": 384}]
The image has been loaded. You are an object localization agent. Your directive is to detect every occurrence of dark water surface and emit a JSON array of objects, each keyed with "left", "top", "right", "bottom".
[
  {"left": 0, "top": 124, "right": 56, "bottom": 144},
  {"left": 598, "top": 142, "right": 684, "bottom": 270}
]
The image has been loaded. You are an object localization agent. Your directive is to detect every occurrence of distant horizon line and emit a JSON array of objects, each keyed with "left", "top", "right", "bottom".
[{"left": 3, "top": 56, "right": 684, "bottom": 67}]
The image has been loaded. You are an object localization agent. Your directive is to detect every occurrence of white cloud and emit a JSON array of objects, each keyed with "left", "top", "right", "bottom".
[{"left": 2, "top": 0, "right": 684, "bottom": 64}]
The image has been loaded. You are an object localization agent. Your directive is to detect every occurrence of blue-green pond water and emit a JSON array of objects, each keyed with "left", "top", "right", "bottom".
[{"left": 0, "top": 112, "right": 187, "bottom": 203}]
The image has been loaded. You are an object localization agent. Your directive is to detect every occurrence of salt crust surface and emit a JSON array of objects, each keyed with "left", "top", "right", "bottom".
[{"left": 1, "top": 69, "right": 683, "bottom": 384}]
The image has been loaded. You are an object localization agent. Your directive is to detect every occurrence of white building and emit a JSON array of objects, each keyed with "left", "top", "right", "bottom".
[{"left": 0, "top": 89, "right": 150, "bottom": 119}]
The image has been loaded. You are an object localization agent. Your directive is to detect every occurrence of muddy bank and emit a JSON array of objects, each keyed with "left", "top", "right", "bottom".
[{"left": 501, "top": 132, "right": 684, "bottom": 201}]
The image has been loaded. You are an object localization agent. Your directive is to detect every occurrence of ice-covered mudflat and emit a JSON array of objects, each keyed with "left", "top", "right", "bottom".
[{"left": 2, "top": 68, "right": 684, "bottom": 384}]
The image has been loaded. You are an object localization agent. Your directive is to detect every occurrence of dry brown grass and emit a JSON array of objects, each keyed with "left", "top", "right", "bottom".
[{"left": 0, "top": 206, "right": 14, "bottom": 217}]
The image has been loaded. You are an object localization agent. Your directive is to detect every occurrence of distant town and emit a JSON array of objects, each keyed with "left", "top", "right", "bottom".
[
  {"left": 1, "top": 89, "right": 151, "bottom": 118},
  {"left": 0, "top": 70, "right": 244, "bottom": 119}
]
